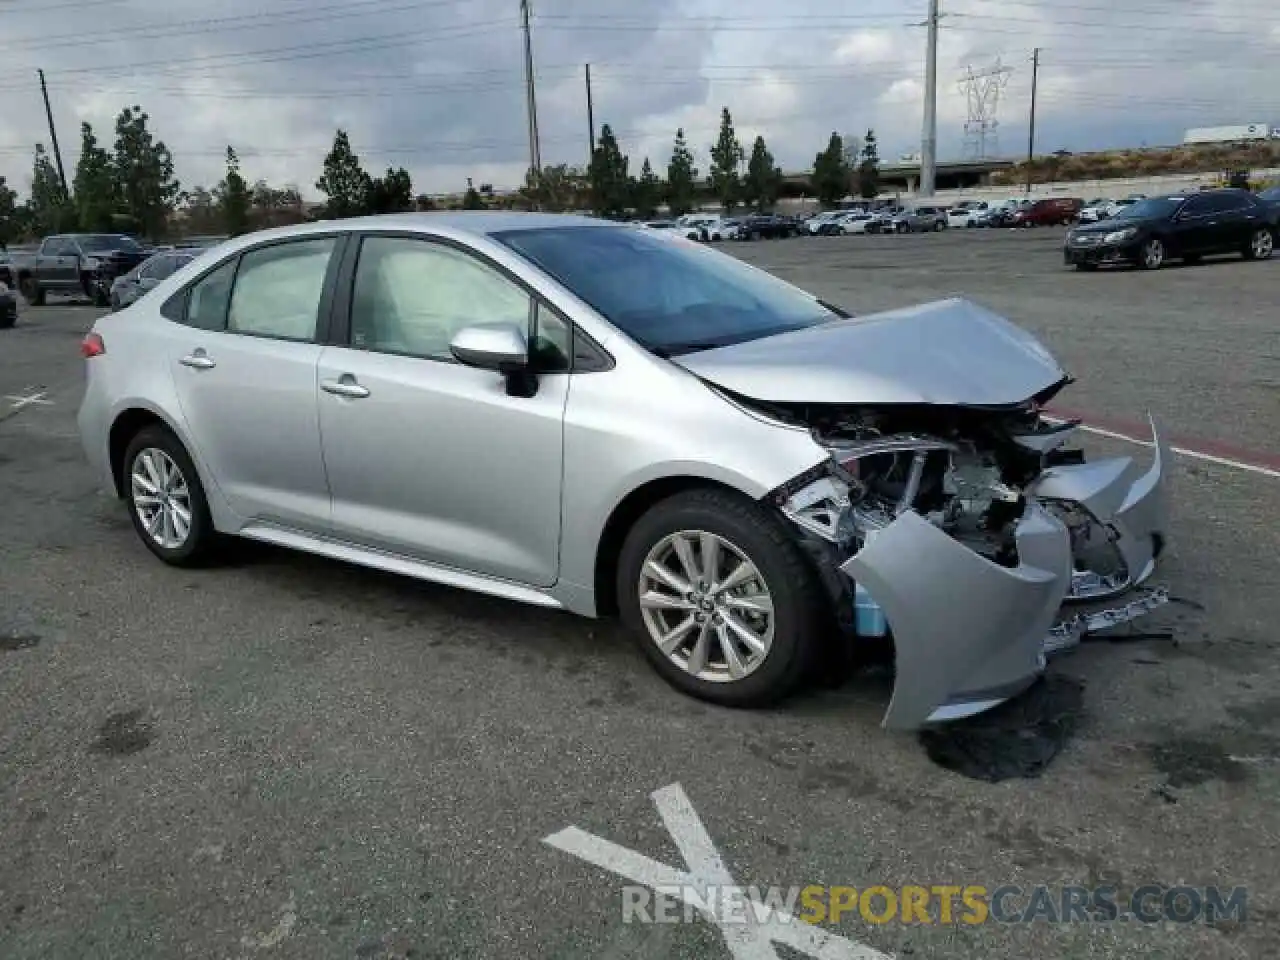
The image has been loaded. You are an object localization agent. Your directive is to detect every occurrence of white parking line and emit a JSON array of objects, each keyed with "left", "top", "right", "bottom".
[
  {"left": 543, "top": 783, "right": 891, "bottom": 960},
  {"left": 1047, "top": 417, "right": 1280, "bottom": 480}
]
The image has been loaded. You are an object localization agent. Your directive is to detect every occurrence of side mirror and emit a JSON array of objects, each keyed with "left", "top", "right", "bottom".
[{"left": 450, "top": 322, "right": 529, "bottom": 372}]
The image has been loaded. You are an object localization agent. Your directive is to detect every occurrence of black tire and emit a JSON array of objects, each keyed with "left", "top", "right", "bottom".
[
  {"left": 121, "top": 425, "right": 221, "bottom": 567},
  {"left": 616, "top": 488, "right": 824, "bottom": 708},
  {"left": 1242, "top": 227, "right": 1274, "bottom": 261},
  {"left": 934, "top": 220, "right": 945, "bottom": 232},
  {"left": 20, "top": 277, "right": 45, "bottom": 306},
  {"left": 0, "top": 313, "right": 14, "bottom": 330},
  {"left": 1136, "top": 237, "right": 1165, "bottom": 270}
]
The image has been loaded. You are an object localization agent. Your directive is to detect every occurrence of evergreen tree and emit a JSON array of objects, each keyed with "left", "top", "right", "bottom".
[
  {"left": 811, "top": 132, "right": 850, "bottom": 207},
  {"left": 588, "top": 124, "right": 631, "bottom": 218},
  {"left": 72, "top": 123, "right": 116, "bottom": 232},
  {"left": 631, "top": 158, "right": 662, "bottom": 218},
  {"left": 666, "top": 128, "right": 698, "bottom": 217},
  {"left": 858, "top": 129, "right": 881, "bottom": 199},
  {"left": 113, "top": 105, "right": 180, "bottom": 238},
  {"left": 742, "top": 135, "right": 781, "bottom": 212},
  {"left": 215, "top": 146, "right": 251, "bottom": 236},
  {"left": 30, "top": 144, "right": 75, "bottom": 235},
  {"left": 315, "top": 130, "right": 372, "bottom": 218},
  {"left": 708, "top": 108, "right": 744, "bottom": 212}
]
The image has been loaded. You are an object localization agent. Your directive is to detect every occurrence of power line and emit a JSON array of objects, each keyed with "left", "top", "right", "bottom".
[{"left": 0, "top": 0, "right": 467, "bottom": 55}]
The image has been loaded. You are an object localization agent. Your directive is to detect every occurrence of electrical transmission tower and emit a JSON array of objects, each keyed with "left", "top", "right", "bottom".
[{"left": 959, "top": 59, "right": 1012, "bottom": 160}]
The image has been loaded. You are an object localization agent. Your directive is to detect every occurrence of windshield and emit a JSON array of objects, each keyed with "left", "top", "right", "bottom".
[
  {"left": 80, "top": 234, "right": 142, "bottom": 253},
  {"left": 1112, "top": 197, "right": 1183, "bottom": 220},
  {"left": 494, "top": 226, "right": 838, "bottom": 355}
]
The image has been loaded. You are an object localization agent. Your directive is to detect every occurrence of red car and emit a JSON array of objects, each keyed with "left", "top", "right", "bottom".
[{"left": 1012, "top": 197, "right": 1083, "bottom": 227}]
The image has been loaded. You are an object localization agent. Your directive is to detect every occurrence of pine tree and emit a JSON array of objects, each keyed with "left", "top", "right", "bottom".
[
  {"left": 631, "top": 158, "right": 662, "bottom": 218},
  {"left": 588, "top": 124, "right": 630, "bottom": 218},
  {"left": 315, "top": 130, "right": 372, "bottom": 218},
  {"left": 72, "top": 123, "right": 116, "bottom": 232},
  {"left": 858, "top": 129, "right": 881, "bottom": 199},
  {"left": 708, "top": 108, "right": 744, "bottom": 212},
  {"left": 811, "top": 132, "right": 850, "bottom": 207},
  {"left": 215, "top": 146, "right": 251, "bottom": 236},
  {"left": 742, "top": 136, "right": 781, "bottom": 213},
  {"left": 113, "top": 106, "right": 181, "bottom": 238},
  {"left": 666, "top": 128, "right": 698, "bottom": 217}
]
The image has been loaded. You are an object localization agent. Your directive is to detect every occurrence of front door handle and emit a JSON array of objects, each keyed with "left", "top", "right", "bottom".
[
  {"left": 180, "top": 351, "right": 216, "bottom": 370},
  {"left": 321, "top": 377, "right": 370, "bottom": 399}
]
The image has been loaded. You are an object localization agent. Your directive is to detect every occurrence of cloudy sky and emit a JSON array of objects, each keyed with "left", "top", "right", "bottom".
[{"left": 0, "top": 0, "right": 1275, "bottom": 200}]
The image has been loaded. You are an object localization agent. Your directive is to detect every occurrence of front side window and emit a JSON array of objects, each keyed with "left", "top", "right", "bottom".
[
  {"left": 494, "top": 225, "right": 837, "bottom": 356},
  {"left": 349, "top": 236, "right": 531, "bottom": 360},
  {"left": 228, "top": 237, "right": 337, "bottom": 341}
]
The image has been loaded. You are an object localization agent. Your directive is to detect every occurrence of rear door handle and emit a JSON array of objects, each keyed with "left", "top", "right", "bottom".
[
  {"left": 321, "top": 377, "right": 370, "bottom": 399},
  {"left": 180, "top": 352, "right": 216, "bottom": 369}
]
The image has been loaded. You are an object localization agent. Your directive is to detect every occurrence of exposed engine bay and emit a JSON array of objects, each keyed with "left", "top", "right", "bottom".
[
  {"left": 761, "top": 397, "right": 1098, "bottom": 567},
  {"left": 743, "top": 392, "right": 1171, "bottom": 730}
]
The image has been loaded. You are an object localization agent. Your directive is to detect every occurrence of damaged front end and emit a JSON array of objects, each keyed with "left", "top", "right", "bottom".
[{"left": 764, "top": 398, "right": 1172, "bottom": 731}]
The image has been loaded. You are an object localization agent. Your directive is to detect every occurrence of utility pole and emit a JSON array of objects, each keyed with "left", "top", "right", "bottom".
[
  {"left": 38, "top": 69, "right": 69, "bottom": 199},
  {"left": 520, "top": 0, "right": 541, "bottom": 186},
  {"left": 585, "top": 63, "right": 596, "bottom": 161},
  {"left": 1025, "top": 47, "right": 1040, "bottom": 194},
  {"left": 919, "top": 0, "right": 941, "bottom": 197}
]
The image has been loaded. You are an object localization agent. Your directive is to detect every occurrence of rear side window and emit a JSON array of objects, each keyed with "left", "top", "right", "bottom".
[
  {"left": 185, "top": 259, "right": 236, "bottom": 331},
  {"left": 227, "top": 238, "right": 337, "bottom": 342}
]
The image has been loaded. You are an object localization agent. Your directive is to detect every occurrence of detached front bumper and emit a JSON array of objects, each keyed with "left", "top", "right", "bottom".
[{"left": 841, "top": 416, "right": 1172, "bottom": 731}]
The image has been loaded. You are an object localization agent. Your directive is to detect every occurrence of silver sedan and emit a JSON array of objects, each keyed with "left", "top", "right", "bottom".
[{"left": 76, "top": 213, "right": 1171, "bottom": 729}]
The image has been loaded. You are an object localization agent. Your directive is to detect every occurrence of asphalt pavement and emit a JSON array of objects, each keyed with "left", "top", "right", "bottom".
[{"left": 1, "top": 230, "right": 1277, "bottom": 959}]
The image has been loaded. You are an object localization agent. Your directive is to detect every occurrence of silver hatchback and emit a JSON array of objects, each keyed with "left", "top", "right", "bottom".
[{"left": 77, "top": 213, "right": 1171, "bottom": 729}]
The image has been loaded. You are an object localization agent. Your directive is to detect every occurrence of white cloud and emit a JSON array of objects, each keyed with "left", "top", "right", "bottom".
[{"left": 0, "top": 0, "right": 1274, "bottom": 200}]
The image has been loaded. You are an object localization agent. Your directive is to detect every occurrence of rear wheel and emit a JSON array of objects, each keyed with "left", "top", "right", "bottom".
[
  {"left": 617, "top": 488, "right": 823, "bottom": 707},
  {"left": 122, "top": 425, "right": 220, "bottom": 567},
  {"left": 1244, "top": 228, "right": 1274, "bottom": 261}
]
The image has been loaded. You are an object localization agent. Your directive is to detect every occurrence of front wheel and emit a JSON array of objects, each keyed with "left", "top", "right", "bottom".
[
  {"left": 1244, "top": 227, "right": 1274, "bottom": 261},
  {"left": 20, "top": 278, "right": 45, "bottom": 306},
  {"left": 122, "top": 425, "right": 221, "bottom": 567},
  {"left": 1137, "top": 238, "right": 1165, "bottom": 270},
  {"left": 934, "top": 221, "right": 945, "bottom": 232},
  {"left": 617, "top": 488, "right": 823, "bottom": 707}
]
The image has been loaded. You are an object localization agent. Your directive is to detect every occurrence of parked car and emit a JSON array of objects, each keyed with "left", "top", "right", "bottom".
[
  {"left": 890, "top": 206, "right": 945, "bottom": 233},
  {"left": 109, "top": 250, "right": 198, "bottom": 310},
  {"left": 829, "top": 211, "right": 877, "bottom": 235},
  {"left": 676, "top": 214, "right": 737, "bottom": 242},
  {"left": 1077, "top": 201, "right": 1111, "bottom": 224},
  {"left": 76, "top": 212, "right": 1172, "bottom": 730},
  {"left": 1011, "top": 197, "right": 1083, "bottom": 227},
  {"left": 982, "top": 198, "right": 1033, "bottom": 228},
  {"left": 1063, "top": 189, "right": 1277, "bottom": 270},
  {"left": 0, "top": 277, "right": 16, "bottom": 329},
  {"left": 947, "top": 202, "right": 989, "bottom": 228},
  {"left": 16, "top": 233, "right": 152, "bottom": 306},
  {"left": 1103, "top": 197, "right": 1143, "bottom": 219},
  {"left": 804, "top": 211, "right": 845, "bottom": 235},
  {"left": 0, "top": 250, "right": 16, "bottom": 290},
  {"left": 737, "top": 214, "right": 798, "bottom": 240}
]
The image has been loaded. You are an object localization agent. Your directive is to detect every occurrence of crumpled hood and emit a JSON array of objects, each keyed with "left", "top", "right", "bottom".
[{"left": 674, "top": 297, "right": 1068, "bottom": 407}]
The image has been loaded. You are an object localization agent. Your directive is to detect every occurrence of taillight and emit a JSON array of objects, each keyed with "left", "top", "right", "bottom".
[{"left": 81, "top": 332, "right": 106, "bottom": 358}]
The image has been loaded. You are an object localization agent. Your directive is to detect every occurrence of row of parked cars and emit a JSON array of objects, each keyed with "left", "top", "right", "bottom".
[{"left": 0, "top": 233, "right": 227, "bottom": 319}]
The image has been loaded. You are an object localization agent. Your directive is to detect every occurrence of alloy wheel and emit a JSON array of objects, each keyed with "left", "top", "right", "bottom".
[
  {"left": 1252, "top": 229, "right": 1274, "bottom": 260},
  {"left": 637, "top": 530, "right": 775, "bottom": 683},
  {"left": 1142, "top": 239, "right": 1164, "bottom": 269},
  {"left": 130, "top": 447, "right": 193, "bottom": 549}
]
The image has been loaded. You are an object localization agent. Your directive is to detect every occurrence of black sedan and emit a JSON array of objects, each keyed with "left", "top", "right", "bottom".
[
  {"left": 1063, "top": 189, "right": 1277, "bottom": 270},
  {"left": 736, "top": 214, "right": 798, "bottom": 239}
]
